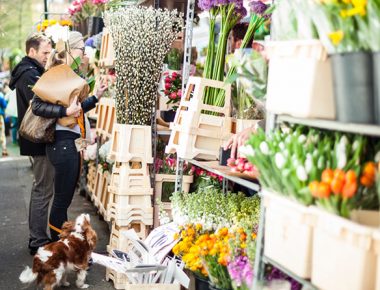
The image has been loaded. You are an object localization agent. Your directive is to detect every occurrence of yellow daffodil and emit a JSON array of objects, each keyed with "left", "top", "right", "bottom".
[{"left": 329, "top": 30, "right": 344, "bottom": 46}]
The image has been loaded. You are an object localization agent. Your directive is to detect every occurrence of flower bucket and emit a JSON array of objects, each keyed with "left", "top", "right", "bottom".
[
  {"left": 194, "top": 276, "right": 210, "bottom": 290},
  {"left": 73, "top": 18, "right": 89, "bottom": 37},
  {"left": 311, "top": 208, "right": 379, "bottom": 290},
  {"left": 265, "top": 40, "right": 335, "bottom": 119},
  {"left": 373, "top": 52, "right": 380, "bottom": 124},
  {"left": 331, "top": 51, "right": 374, "bottom": 124},
  {"left": 88, "top": 16, "right": 104, "bottom": 37},
  {"left": 262, "top": 189, "right": 315, "bottom": 278}
]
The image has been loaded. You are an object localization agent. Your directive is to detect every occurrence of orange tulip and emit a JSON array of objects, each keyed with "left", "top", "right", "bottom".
[
  {"left": 331, "top": 178, "right": 344, "bottom": 195},
  {"left": 342, "top": 181, "right": 357, "bottom": 198},
  {"left": 363, "top": 162, "right": 376, "bottom": 177},
  {"left": 309, "top": 181, "right": 320, "bottom": 197},
  {"left": 360, "top": 175, "right": 374, "bottom": 187},
  {"left": 345, "top": 170, "right": 357, "bottom": 183},
  {"left": 322, "top": 169, "right": 334, "bottom": 184},
  {"left": 334, "top": 169, "right": 346, "bottom": 181},
  {"left": 317, "top": 182, "right": 331, "bottom": 198}
]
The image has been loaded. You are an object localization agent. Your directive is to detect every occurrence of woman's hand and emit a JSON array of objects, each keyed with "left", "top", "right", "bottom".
[
  {"left": 95, "top": 83, "right": 108, "bottom": 100},
  {"left": 66, "top": 96, "right": 82, "bottom": 117},
  {"left": 224, "top": 126, "right": 256, "bottom": 159}
]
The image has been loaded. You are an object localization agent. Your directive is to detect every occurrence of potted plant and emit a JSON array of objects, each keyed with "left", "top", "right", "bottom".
[{"left": 313, "top": 0, "right": 375, "bottom": 123}]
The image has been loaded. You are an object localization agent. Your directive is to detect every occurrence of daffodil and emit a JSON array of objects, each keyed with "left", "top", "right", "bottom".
[{"left": 329, "top": 30, "right": 345, "bottom": 46}]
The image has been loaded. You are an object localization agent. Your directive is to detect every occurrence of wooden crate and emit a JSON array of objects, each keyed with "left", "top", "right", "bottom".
[
  {"left": 86, "top": 161, "right": 97, "bottom": 194},
  {"left": 107, "top": 222, "right": 134, "bottom": 253},
  {"left": 95, "top": 98, "right": 115, "bottom": 139},
  {"left": 107, "top": 203, "right": 153, "bottom": 226},
  {"left": 109, "top": 162, "right": 152, "bottom": 194},
  {"left": 109, "top": 124, "right": 153, "bottom": 164},
  {"left": 106, "top": 268, "right": 128, "bottom": 289},
  {"left": 99, "top": 27, "right": 115, "bottom": 68},
  {"left": 166, "top": 77, "right": 232, "bottom": 160},
  {"left": 125, "top": 284, "right": 180, "bottom": 290}
]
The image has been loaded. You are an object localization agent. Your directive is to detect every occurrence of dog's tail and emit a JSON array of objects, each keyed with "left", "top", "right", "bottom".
[{"left": 19, "top": 266, "right": 37, "bottom": 284}]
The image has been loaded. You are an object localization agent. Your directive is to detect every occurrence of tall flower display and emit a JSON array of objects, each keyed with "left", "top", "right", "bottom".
[{"left": 104, "top": 7, "right": 183, "bottom": 124}]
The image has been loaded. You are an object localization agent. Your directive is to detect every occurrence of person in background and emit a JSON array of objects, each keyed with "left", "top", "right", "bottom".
[
  {"left": 32, "top": 31, "right": 108, "bottom": 241},
  {"left": 9, "top": 33, "right": 53, "bottom": 255},
  {"left": 0, "top": 89, "right": 7, "bottom": 156}
]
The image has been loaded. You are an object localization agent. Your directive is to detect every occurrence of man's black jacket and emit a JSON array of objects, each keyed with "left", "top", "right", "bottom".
[{"left": 9, "top": 56, "right": 52, "bottom": 156}]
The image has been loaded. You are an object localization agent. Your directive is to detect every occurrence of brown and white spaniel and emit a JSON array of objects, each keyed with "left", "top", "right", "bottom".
[{"left": 19, "top": 213, "right": 97, "bottom": 290}]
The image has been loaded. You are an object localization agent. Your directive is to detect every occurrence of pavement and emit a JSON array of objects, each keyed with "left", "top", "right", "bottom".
[{"left": 0, "top": 143, "right": 116, "bottom": 289}]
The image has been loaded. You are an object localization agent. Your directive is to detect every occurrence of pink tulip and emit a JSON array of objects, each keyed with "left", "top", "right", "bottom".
[
  {"left": 170, "top": 92, "right": 177, "bottom": 100},
  {"left": 165, "top": 77, "right": 171, "bottom": 83},
  {"left": 172, "top": 72, "right": 178, "bottom": 78},
  {"left": 165, "top": 83, "right": 171, "bottom": 90}
]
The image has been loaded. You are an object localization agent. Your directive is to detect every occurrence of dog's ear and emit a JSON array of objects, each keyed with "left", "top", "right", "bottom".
[
  {"left": 60, "top": 221, "right": 74, "bottom": 239},
  {"left": 85, "top": 227, "right": 97, "bottom": 250}
]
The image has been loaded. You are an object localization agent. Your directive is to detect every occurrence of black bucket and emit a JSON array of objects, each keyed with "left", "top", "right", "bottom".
[
  {"left": 331, "top": 52, "right": 374, "bottom": 124},
  {"left": 195, "top": 275, "right": 210, "bottom": 290},
  {"left": 373, "top": 52, "right": 380, "bottom": 124}
]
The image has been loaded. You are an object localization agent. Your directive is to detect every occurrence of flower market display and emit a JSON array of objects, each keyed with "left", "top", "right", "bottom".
[
  {"left": 68, "top": 0, "right": 109, "bottom": 24},
  {"left": 245, "top": 125, "right": 380, "bottom": 216},
  {"left": 171, "top": 188, "right": 260, "bottom": 289},
  {"left": 104, "top": 6, "right": 183, "bottom": 125}
]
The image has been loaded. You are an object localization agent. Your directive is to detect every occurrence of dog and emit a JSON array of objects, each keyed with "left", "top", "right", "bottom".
[{"left": 19, "top": 213, "right": 97, "bottom": 290}]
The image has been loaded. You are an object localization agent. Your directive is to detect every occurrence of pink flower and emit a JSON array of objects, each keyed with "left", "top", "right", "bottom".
[
  {"left": 177, "top": 90, "right": 182, "bottom": 97},
  {"left": 164, "top": 90, "right": 169, "bottom": 95},
  {"left": 79, "top": 0, "right": 87, "bottom": 4},
  {"left": 170, "top": 92, "right": 177, "bottom": 100},
  {"left": 165, "top": 77, "right": 171, "bottom": 83},
  {"left": 172, "top": 72, "right": 178, "bottom": 78},
  {"left": 167, "top": 157, "right": 176, "bottom": 168},
  {"left": 165, "top": 83, "right": 171, "bottom": 90},
  {"left": 163, "top": 72, "right": 169, "bottom": 76}
]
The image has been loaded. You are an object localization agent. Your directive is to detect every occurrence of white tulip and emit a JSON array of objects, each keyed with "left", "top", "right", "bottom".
[
  {"left": 296, "top": 165, "right": 308, "bottom": 181},
  {"left": 275, "top": 153, "right": 285, "bottom": 169},
  {"left": 260, "top": 141, "right": 270, "bottom": 155}
]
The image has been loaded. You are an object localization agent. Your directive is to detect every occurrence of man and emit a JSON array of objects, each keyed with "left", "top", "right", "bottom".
[{"left": 9, "top": 33, "right": 54, "bottom": 255}]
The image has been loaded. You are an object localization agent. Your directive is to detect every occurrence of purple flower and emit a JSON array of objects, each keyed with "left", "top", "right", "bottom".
[
  {"left": 228, "top": 255, "right": 253, "bottom": 288},
  {"left": 234, "top": 5, "right": 247, "bottom": 18},
  {"left": 229, "top": 0, "right": 244, "bottom": 8},
  {"left": 198, "top": 0, "right": 217, "bottom": 10},
  {"left": 249, "top": 0, "right": 268, "bottom": 16},
  {"left": 267, "top": 267, "right": 302, "bottom": 290}
]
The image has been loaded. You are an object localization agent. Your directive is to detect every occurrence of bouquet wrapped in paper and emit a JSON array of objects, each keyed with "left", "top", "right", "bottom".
[{"left": 32, "top": 64, "right": 89, "bottom": 128}]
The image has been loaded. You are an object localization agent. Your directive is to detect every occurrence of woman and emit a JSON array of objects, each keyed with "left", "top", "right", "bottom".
[{"left": 32, "top": 31, "right": 107, "bottom": 241}]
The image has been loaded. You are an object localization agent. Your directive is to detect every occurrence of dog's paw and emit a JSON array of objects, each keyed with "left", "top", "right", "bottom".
[
  {"left": 62, "top": 281, "right": 70, "bottom": 287},
  {"left": 79, "top": 284, "right": 89, "bottom": 289}
]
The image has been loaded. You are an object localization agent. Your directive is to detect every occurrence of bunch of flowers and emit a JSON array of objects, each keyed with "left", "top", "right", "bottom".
[
  {"left": 309, "top": 162, "right": 378, "bottom": 217},
  {"left": 37, "top": 19, "right": 72, "bottom": 32},
  {"left": 155, "top": 154, "right": 193, "bottom": 175},
  {"left": 310, "top": 0, "right": 376, "bottom": 53},
  {"left": 245, "top": 125, "right": 380, "bottom": 216},
  {"left": 191, "top": 166, "right": 223, "bottom": 191},
  {"left": 162, "top": 71, "right": 182, "bottom": 111},
  {"left": 68, "top": 0, "right": 109, "bottom": 23},
  {"left": 173, "top": 224, "right": 256, "bottom": 290},
  {"left": 227, "top": 157, "right": 257, "bottom": 177},
  {"left": 105, "top": 7, "right": 183, "bottom": 125},
  {"left": 201, "top": 0, "right": 273, "bottom": 108},
  {"left": 171, "top": 188, "right": 260, "bottom": 231},
  {"left": 83, "top": 143, "right": 97, "bottom": 162},
  {"left": 98, "top": 140, "right": 113, "bottom": 173},
  {"left": 227, "top": 50, "right": 267, "bottom": 120},
  {"left": 172, "top": 223, "right": 208, "bottom": 278}
]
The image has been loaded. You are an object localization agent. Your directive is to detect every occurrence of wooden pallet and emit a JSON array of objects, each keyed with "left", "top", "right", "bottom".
[
  {"left": 99, "top": 27, "right": 115, "bottom": 68},
  {"left": 166, "top": 77, "right": 232, "bottom": 160}
]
